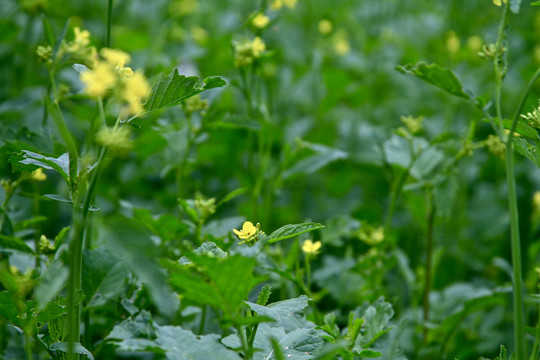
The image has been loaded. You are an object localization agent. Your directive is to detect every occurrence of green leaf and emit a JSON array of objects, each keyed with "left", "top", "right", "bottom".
[
  {"left": 107, "top": 311, "right": 241, "bottom": 360},
  {"left": 502, "top": 119, "right": 538, "bottom": 139},
  {"left": 498, "top": 344, "right": 507, "bottom": 360},
  {"left": 256, "top": 284, "right": 272, "bottom": 306},
  {"left": 246, "top": 295, "right": 312, "bottom": 332},
  {"left": 82, "top": 247, "right": 130, "bottom": 307},
  {"left": 179, "top": 241, "right": 227, "bottom": 265},
  {"left": 357, "top": 299, "right": 394, "bottom": 348},
  {"left": 154, "top": 325, "right": 241, "bottom": 360},
  {"left": 356, "top": 349, "right": 382, "bottom": 358},
  {"left": 9, "top": 150, "right": 69, "bottom": 184},
  {"left": 144, "top": 69, "right": 226, "bottom": 112},
  {"left": 164, "top": 254, "right": 263, "bottom": 318},
  {"left": 0, "top": 235, "right": 35, "bottom": 254},
  {"left": 267, "top": 222, "right": 325, "bottom": 244},
  {"left": 223, "top": 324, "right": 325, "bottom": 360},
  {"left": 217, "top": 187, "right": 248, "bottom": 207},
  {"left": 0, "top": 291, "right": 19, "bottom": 325},
  {"left": 49, "top": 342, "right": 94, "bottom": 360},
  {"left": 396, "top": 62, "right": 481, "bottom": 108},
  {"left": 34, "top": 260, "right": 69, "bottom": 310},
  {"left": 514, "top": 138, "right": 540, "bottom": 168},
  {"left": 283, "top": 142, "right": 348, "bottom": 180}
]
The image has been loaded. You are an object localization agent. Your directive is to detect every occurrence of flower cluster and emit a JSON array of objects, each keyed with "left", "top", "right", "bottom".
[
  {"left": 80, "top": 48, "right": 150, "bottom": 117},
  {"left": 233, "top": 37, "right": 266, "bottom": 67},
  {"left": 520, "top": 101, "right": 540, "bottom": 129}
]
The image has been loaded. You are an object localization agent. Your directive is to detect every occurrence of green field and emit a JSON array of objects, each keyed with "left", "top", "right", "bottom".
[{"left": 2, "top": 0, "right": 540, "bottom": 359}]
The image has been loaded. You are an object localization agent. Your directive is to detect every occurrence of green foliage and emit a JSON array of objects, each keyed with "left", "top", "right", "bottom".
[
  {"left": 144, "top": 69, "right": 226, "bottom": 113},
  {"left": 267, "top": 223, "right": 325, "bottom": 244}
]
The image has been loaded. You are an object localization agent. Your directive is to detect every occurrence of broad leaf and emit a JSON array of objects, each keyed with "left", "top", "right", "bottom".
[
  {"left": 164, "top": 254, "right": 263, "bottom": 318},
  {"left": 0, "top": 235, "right": 34, "bottom": 254},
  {"left": 0, "top": 291, "right": 19, "bottom": 325},
  {"left": 267, "top": 223, "right": 325, "bottom": 244},
  {"left": 82, "top": 247, "right": 130, "bottom": 307},
  {"left": 246, "top": 295, "right": 312, "bottom": 332},
  {"left": 283, "top": 142, "right": 348, "bottom": 180},
  {"left": 49, "top": 342, "right": 94, "bottom": 360},
  {"left": 145, "top": 69, "right": 226, "bottom": 112},
  {"left": 9, "top": 150, "right": 69, "bottom": 184},
  {"left": 396, "top": 62, "right": 482, "bottom": 108},
  {"left": 34, "top": 260, "right": 69, "bottom": 310},
  {"left": 514, "top": 138, "right": 540, "bottom": 168}
]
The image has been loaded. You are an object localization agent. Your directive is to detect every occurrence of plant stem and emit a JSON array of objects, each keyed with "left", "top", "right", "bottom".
[
  {"left": 422, "top": 188, "right": 436, "bottom": 345},
  {"left": 492, "top": 3, "right": 526, "bottom": 358},
  {"left": 198, "top": 306, "right": 207, "bottom": 335},
  {"left": 236, "top": 325, "right": 251, "bottom": 360},
  {"left": 66, "top": 147, "right": 108, "bottom": 360},
  {"left": 106, "top": 0, "right": 113, "bottom": 47}
]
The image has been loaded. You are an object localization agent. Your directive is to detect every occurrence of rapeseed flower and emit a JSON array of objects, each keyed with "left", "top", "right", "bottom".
[
  {"left": 492, "top": 0, "right": 507, "bottom": 5},
  {"left": 80, "top": 62, "right": 116, "bottom": 97},
  {"left": 122, "top": 71, "right": 151, "bottom": 116},
  {"left": 302, "top": 240, "right": 321, "bottom": 255},
  {"left": 252, "top": 13, "right": 270, "bottom": 28},
  {"left": 233, "top": 221, "right": 261, "bottom": 246},
  {"left": 31, "top": 168, "right": 47, "bottom": 181}
]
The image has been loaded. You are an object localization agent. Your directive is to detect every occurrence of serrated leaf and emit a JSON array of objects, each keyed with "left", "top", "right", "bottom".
[
  {"left": 0, "top": 291, "right": 19, "bottom": 325},
  {"left": 256, "top": 284, "right": 272, "bottom": 306},
  {"left": 514, "top": 138, "right": 540, "bottom": 168},
  {"left": 267, "top": 223, "right": 324, "bottom": 244},
  {"left": 356, "top": 349, "right": 382, "bottom": 358},
  {"left": 49, "top": 342, "right": 94, "bottom": 360},
  {"left": 179, "top": 241, "right": 227, "bottom": 265},
  {"left": 501, "top": 118, "right": 538, "bottom": 139},
  {"left": 396, "top": 62, "right": 481, "bottom": 108},
  {"left": 0, "top": 235, "right": 35, "bottom": 254},
  {"left": 34, "top": 260, "right": 69, "bottom": 310},
  {"left": 9, "top": 151, "right": 69, "bottom": 184},
  {"left": 164, "top": 254, "right": 263, "bottom": 318},
  {"left": 246, "top": 295, "right": 312, "bottom": 332},
  {"left": 144, "top": 69, "right": 226, "bottom": 112},
  {"left": 223, "top": 324, "right": 325, "bottom": 360},
  {"left": 82, "top": 247, "right": 130, "bottom": 307},
  {"left": 283, "top": 143, "right": 348, "bottom": 180}
]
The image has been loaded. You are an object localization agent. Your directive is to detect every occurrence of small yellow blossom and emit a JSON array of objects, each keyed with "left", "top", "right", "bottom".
[
  {"left": 334, "top": 39, "right": 350, "bottom": 56},
  {"left": 401, "top": 115, "right": 423, "bottom": 135},
  {"left": 467, "top": 36, "right": 483, "bottom": 53},
  {"left": 318, "top": 19, "right": 332, "bottom": 35},
  {"left": 233, "top": 221, "right": 258, "bottom": 240},
  {"left": 359, "top": 226, "right": 385, "bottom": 246},
  {"left": 122, "top": 71, "right": 150, "bottom": 116},
  {"left": 31, "top": 168, "right": 47, "bottom": 181},
  {"left": 534, "top": 191, "right": 540, "bottom": 212},
  {"left": 74, "top": 27, "right": 90, "bottom": 48},
  {"left": 101, "top": 48, "right": 131, "bottom": 68},
  {"left": 252, "top": 13, "right": 270, "bottom": 29},
  {"left": 270, "top": 0, "right": 283, "bottom": 10},
  {"left": 492, "top": 0, "right": 507, "bottom": 6},
  {"left": 302, "top": 240, "right": 321, "bottom": 255},
  {"left": 485, "top": 134, "right": 505, "bottom": 158},
  {"left": 252, "top": 37, "right": 266, "bottom": 57},
  {"left": 80, "top": 62, "right": 116, "bottom": 97},
  {"left": 446, "top": 31, "right": 460, "bottom": 55},
  {"left": 283, "top": 0, "right": 297, "bottom": 8}
]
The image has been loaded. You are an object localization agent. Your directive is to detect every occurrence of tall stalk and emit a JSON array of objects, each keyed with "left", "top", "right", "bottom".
[{"left": 495, "top": 2, "right": 526, "bottom": 358}]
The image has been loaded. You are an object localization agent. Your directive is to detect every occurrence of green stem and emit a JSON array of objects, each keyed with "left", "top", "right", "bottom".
[
  {"left": 198, "top": 306, "right": 207, "bottom": 335},
  {"left": 422, "top": 189, "right": 436, "bottom": 345},
  {"left": 66, "top": 147, "right": 108, "bottom": 360},
  {"left": 236, "top": 325, "right": 251, "bottom": 360},
  {"left": 106, "top": 0, "right": 113, "bottom": 47},
  {"left": 505, "top": 139, "right": 526, "bottom": 360},
  {"left": 529, "top": 304, "right": 540, "bottom": 360}
]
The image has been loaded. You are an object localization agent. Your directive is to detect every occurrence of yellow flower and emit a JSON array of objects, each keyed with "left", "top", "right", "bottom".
[
  {"left": 318, "top": 19, "right": 332, "bottom": 35},
  {"left": 302, "top": 240, "right": 321, "bottom": 255},
  {"left": 122, "top": 71, "right": 150, "bottom": 116},
  {"left": 233, "top": 221, "right": 258, "bottom": 240},
  {"left": 101, "top": 48, "right": 131, "bottom": 68},
  {"left": 31, "top": 168, "right": 47, "bottom": 181},
  {"left": 334, "top": 39, "right": 350, "bottom": 56},
  {"left": 252, "top": 37, "right": 266, "bottom": 57},
  {"left": 283, "top": 0, "right": 297, "bottom": 8},
  {"left": 80, "top": 62, "right": 116, "bottom": 97},
  {"left": 270, "top": 0, "right": 283, "bottom": 10},
  {"left": 446, "top": 31, "right": 460, "bottom": 55},
  {"left": 534, "top": 191, "right": 540, "bottom": 211},
  {"left": 252, "top": 13, "right": 270, "bottom": 28},
  {"left": 492, "top": 0, "right": 507, "bottom": 5},
  {"left": 467, "top": 36, "right": 483, "bottom": 53},
  {"left": 74, "top": 27, "right": 90, "bottom": 48}
]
